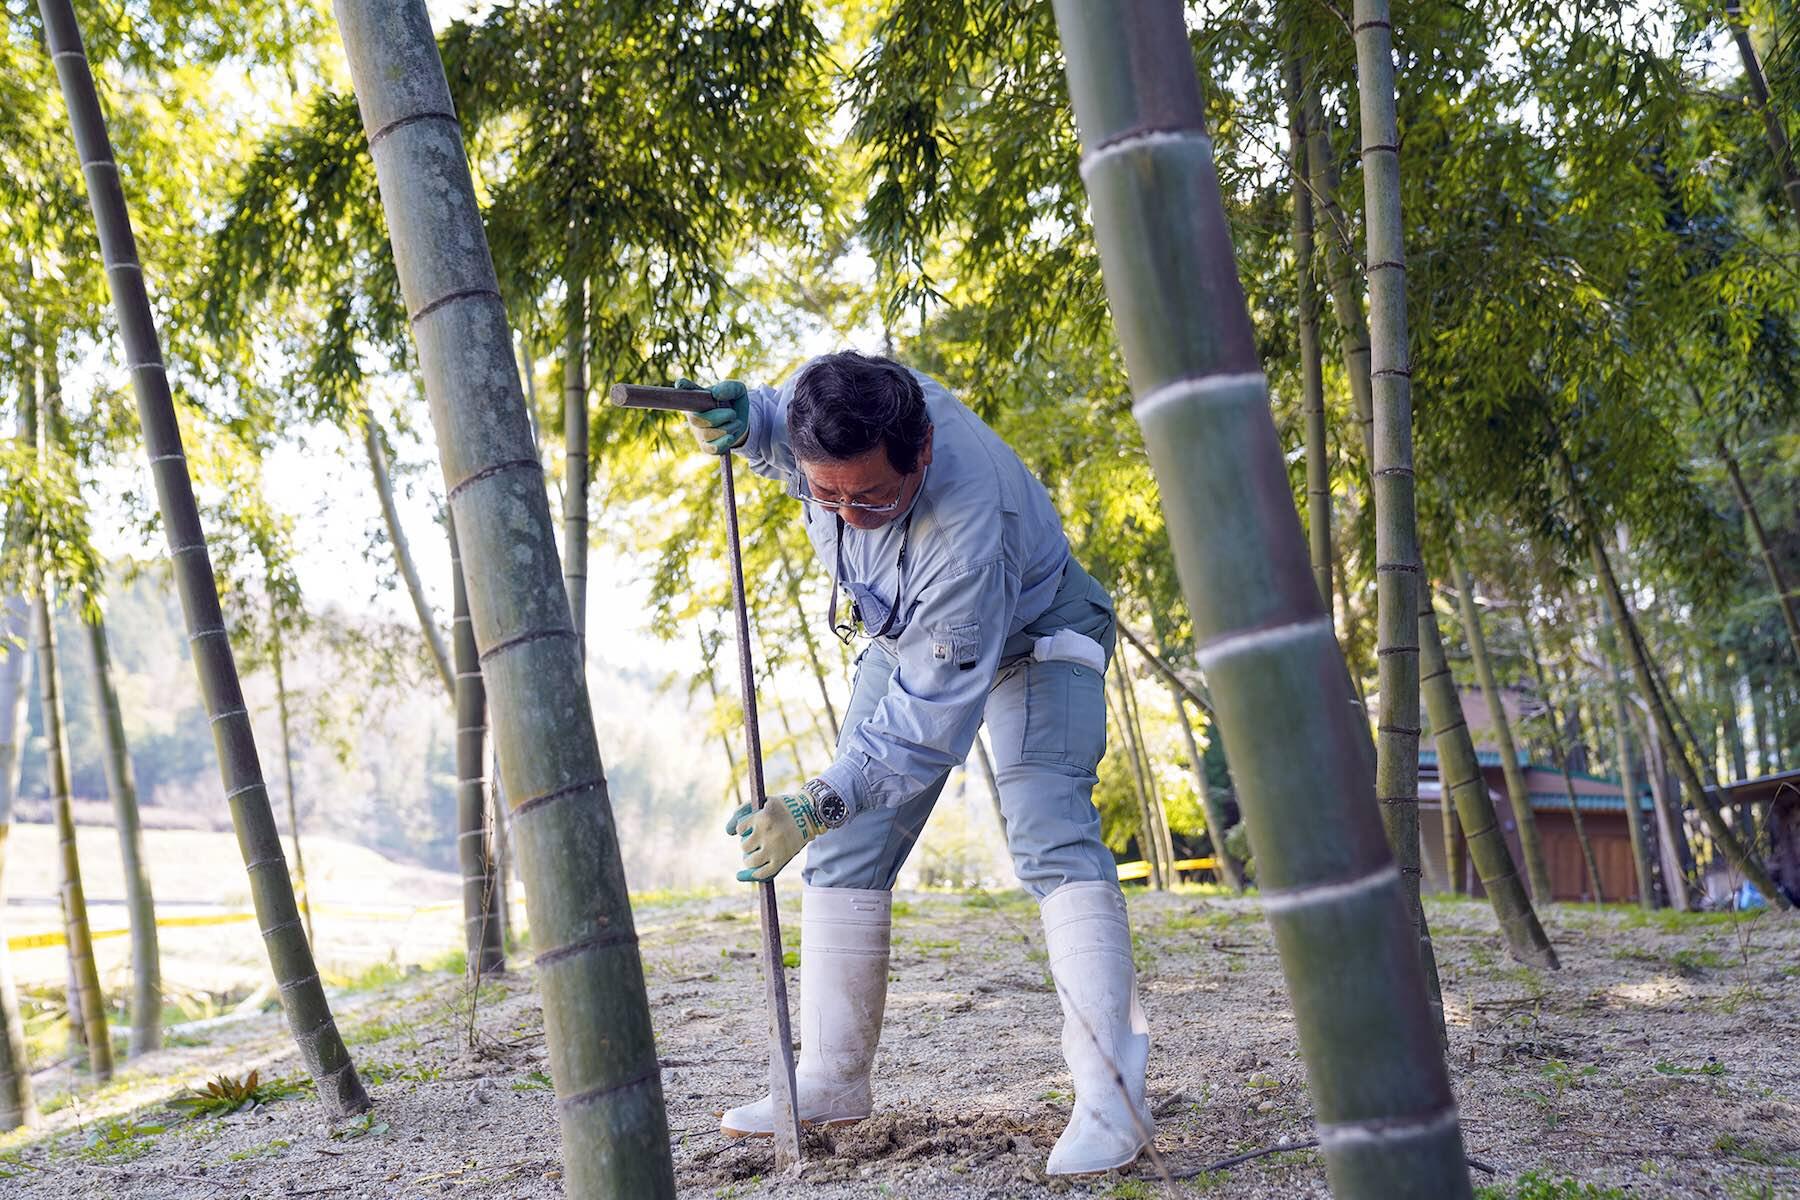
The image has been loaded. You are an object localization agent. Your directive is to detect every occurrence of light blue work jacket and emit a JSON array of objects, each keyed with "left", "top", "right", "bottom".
[{"left": 737, "top": 365, "right": 1112, "bottom": 818}]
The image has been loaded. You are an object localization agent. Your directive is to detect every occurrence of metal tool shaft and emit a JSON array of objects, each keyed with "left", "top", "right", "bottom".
[
  {"left": 609, "top": 383, "right": 716, "bottom": 413},
  {"left": 719, "top": 452, "right": 804, "bottom": 1167}
]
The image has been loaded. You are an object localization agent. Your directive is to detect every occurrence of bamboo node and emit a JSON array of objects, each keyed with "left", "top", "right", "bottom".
[
  {"left": 560, "top": 1065, "right": 660, "bottom": 1110},
  {"left": 1195, "top": 614, "right": 1332, "bottom": 669},
  {"left": 1435, "top": 718, "right": 1469, "bottom": 737},
  {"left": 534, "top": 926, "right": 639, "bottom": 968},
  {"left": 477, "top": 625, "right": 578, "bottom": 665},
  {"left": 1377, "top": 725, "right": 1421, "bottom": 736},
  {"left": 447, "top": 456, "right": 542, "bottom": 502},
  {"left": 1261, "top": 863, "right": 1399, "bottom": 914},
  {"left": 278, "top": 972, "right": 322, "bottom": 993},
  {"left": 1351, "top": 19, "right": 1394, "bottom": 34},
  {"left": 1079, "top": 127, "right": 1214, "bottom": 179},
  {"left": 512, "top": 775, "right": 605, "bottom": 818},
  {"left": 366, "top": 108, "right": 459, "bottom": 148},
  {"left": 209, "top": 706, "right": 250, "bottom": 725},
  {"left": 410, "top": 285, "right": 503, "bottom": 326},
  {"left": 1316, "top": 1106, "right": 1461, "bottom": 1150},
  {"left": 260, "top": 916, "right": 305, "bottom": 939},
  {"left": 1133, "top": 371, "right": 1266, "bottom": 423}
]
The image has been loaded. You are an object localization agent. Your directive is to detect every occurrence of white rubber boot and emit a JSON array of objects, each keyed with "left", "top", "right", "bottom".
[
  {"left": 720, "top": 885, "right": 890, "bottom": 1137},
  {"left": 1041, "top": 880, "right": 1154, "bottom": 1174}
]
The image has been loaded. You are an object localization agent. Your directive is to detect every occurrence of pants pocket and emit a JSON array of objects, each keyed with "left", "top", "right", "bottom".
[{"left": 1019, "top": 660, "right": 1107, "bottom": 768}]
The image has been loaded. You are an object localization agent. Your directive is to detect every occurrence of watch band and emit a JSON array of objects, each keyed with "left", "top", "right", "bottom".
[{"left": 803, "top": 778, "right": 849, "bottom": 828}]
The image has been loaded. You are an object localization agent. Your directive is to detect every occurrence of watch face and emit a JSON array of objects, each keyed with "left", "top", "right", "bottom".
[{"left": 818, "top": 792, "right": 848, "bottom": 827}]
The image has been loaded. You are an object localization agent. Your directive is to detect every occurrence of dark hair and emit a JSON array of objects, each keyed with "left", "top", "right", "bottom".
[{"left": 789, "top": 352, "right": 930, "bottom": 473}]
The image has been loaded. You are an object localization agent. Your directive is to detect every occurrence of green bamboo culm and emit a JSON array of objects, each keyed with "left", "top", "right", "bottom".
[
  {"left": 563, "top": 279, "right": 590, "bottom": 647},
  {"left": 83, "top": 601, "right": 161, "bottom": 1054},
  {"left": 1722, "top": 2, "right": 1800, "bottom": 227},
  {"left": 450, "top": 517, "right": 505, "bottom": 978},
  {"left": 1567, "top": 448, "right": 1787, "bottom": 907},
  {"left": 1603, "top": 626, "right": 1659, "bottom": 910},
  {"left": 1282, "top": 45, "right": 1331, "bottom": 613},
  {"left": 0, "top": 596, "right": 37, "bottom": 1129},
  {"left": 1418, "top": 594, "right": 1560, "bottom": 968},
  {"left": 1521, "top": 614, "right": 1605, "bottom": 903},
  {"left": 1449, "top": 547, "right": 1553, "bottom": 902},
  {"left": 1351, "top": 0, "right": 1442, "bottom": 1034},
  {"left": 1050, "top": 4, "right": 1472, "bottom": 1194},
  {"left": 1301, "top": 84, "right": 1375, "bottom": 471},
  {"left": 34, "top": 590, "right": 111, "bottom": 1082},
  {"left": 36, "top": 0, "right": 371, "bottom": 1113},
  {"left": 331, "top": 2, "right": 676, "bottom": 1193}
]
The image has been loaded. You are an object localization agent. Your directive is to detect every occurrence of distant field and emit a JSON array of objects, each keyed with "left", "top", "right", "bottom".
[{"left": 2, "top": 823, "right": 469, "bottom": 992}]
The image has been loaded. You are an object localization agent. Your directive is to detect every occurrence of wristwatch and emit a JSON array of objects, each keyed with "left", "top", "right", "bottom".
[{"left": 802, "top": 778, "right": 850, "bottom": 828}]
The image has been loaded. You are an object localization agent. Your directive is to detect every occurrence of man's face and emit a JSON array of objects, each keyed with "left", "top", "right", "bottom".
[{"left": 798, "top": 429, "right": 933, "bottom": 531}]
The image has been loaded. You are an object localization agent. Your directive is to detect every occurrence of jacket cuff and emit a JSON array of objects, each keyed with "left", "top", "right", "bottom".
[{"left": 817, "top": 757, "right": 869, "bottom": 819}]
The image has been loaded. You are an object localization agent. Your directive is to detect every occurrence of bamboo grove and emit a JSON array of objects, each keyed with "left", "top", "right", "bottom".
[{"left": 0, "top": 0, "right": 1794, "bottom": 1195}]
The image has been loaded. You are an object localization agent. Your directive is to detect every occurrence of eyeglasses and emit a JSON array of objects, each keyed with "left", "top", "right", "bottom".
[{"left": 798, "top": 464, "right": 925, "bottom": 514}]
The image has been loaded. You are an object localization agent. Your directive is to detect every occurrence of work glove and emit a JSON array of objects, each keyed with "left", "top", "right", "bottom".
[
  {"left": 678, "top": 377, "right": 749, "bottom": 454},
  {"left": 726, "top": 792, "right": 827, "bottom": 883}
]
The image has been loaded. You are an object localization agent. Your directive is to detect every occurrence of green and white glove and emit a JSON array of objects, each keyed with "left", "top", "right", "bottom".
[
  {"left": 678, "top": 378, "right": 749, "bottom": 454},
  {"left": 727, "top": 791, "right": 827, "bottom": 883}
]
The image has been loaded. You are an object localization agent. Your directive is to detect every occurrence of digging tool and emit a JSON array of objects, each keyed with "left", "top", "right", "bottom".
[{"left": 609, "top": 382, "right": 804, "bottom": 1167}]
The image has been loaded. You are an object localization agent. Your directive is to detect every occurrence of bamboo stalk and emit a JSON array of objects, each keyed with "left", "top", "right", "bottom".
[
  {"left": 1108, "top": 675, "right": 1165, "bottom": 890},
  {"left": 1121, "top": 660, "right": 1178, "bottom": 884},
  {"left": 1418, "top": 594, "right": 1558, "bottom": 967},
  {"left": 1170, "top": 690, "right": 1245, "bottom": 891},
  {"left": 451, "top": 517, "right": 505, "bottom": 978},
  {"left": 1637, "top": 706, "right": 1697, "bottom": 910},
  {"left": 1284, "top": 47, "right": 1332, "bottom": 613},
  {"left": 35, "top": 591, "right": 111, "bottom": 1081},
  {"left": 1053, "top": 4, "right": 1471, "bottom": 1190},
  {"left": 38, "top": 0, "right": 370, "bottom": 1114},
  {"left": 776, "top": 543, "right": 841, "bottom": 741},
  {"left": 1521, "top": 614, "right": 1604, "bottom": 903},
  {"left": 364, "top": 416, "right": 454, "bottom": 699},
  {"left": 1720, "top": 441, "right": 1800, "bottom": 666},
  {"left": 1722, "top": 2, "right": 1800, "bottom": 226},
  {"left": 1602, "top": 627, "right": 1658, "bottom": 910},
  {"left": 82, "top": 600, "right": 161, "bottom": 1053},
  {"left": 1450, "top": 550, "right": 1553, "bottom": 900},
  {"left": 1301, "top": 84, "right": 1375, "bottom": 469},
  {"left": 1352, "top": 0, "right": 1441, "bottom": 1016},
  {"left": 333, "top": 0, "right": 675, "bottom": 1186},
  {"left": 0, "top": 594, "right": 35, "bottom": 1129},
  {"left": 270, "top": 620, "right": 313, "bottom": 948},
  {"left": 563, "top": 278, "right": 589, "bottom": 647},
  {"left": 1568, "top": 448, "right": 1786, "bottom": 905}
]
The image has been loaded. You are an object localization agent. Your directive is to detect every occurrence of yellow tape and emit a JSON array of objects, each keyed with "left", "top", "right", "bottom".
[
  {"left": 6, "top": 895, "right": 525, "bottom": 951},
  {"left": 1116, "top": 857, "right": 1219, "bottom": 882}
]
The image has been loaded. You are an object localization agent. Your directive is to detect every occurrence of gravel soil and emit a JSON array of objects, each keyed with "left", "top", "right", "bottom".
[{"left": 2, "top": 887, "right": 1796, "bottom": 1199}]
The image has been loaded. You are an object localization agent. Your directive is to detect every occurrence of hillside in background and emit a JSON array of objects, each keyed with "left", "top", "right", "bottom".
[{"left": 8, "top": 563, "right": 734, "bottom": 889}]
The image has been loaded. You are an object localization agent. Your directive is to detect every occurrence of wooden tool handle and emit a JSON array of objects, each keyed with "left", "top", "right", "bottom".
[{"left": 608, "top": 383, "right": 716, "bottom": 413}]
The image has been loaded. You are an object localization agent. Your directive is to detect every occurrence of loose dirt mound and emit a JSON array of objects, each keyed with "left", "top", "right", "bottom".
[{"left": 2, "top": 888, "right": 1796, "bottom": 1198}]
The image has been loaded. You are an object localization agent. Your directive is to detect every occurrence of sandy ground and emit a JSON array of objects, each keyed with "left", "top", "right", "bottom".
[{"left": 1, "top": 886, "right": 1796, "bottom": 1199}]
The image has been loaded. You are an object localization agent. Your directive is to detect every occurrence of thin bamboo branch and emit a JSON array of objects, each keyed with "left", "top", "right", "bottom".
[{"left": 364, "top": 416, "right": 454, "bottom": 699}]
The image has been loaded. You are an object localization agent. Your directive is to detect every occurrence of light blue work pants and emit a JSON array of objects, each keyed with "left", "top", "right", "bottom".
[{"left": 800, "top": 644, "right": 1119, "bottom": 899}]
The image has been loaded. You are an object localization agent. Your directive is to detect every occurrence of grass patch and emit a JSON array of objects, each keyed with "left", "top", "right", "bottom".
[
  {"left": 511, "top": 1070, "right": 555, "bottom": 1093},
  {"left": 630, "top": 886, "right": 724, "bottom": 910},
  {"left": 1476, "top": 1172, "right": 1628, "bottom": 1199},
  {"left": 1652, "top": 1059, "right": 1726, "bottom": 1078},
  {"left": 1713, "top": 1133, "right": 1800, "bottom": 1168},
  {"left": 226, "top": 1137, "right": 292, "bottom": 1162},
  {"left": 79, "top": 1116, "right": 169, "bottom": 1162}
]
